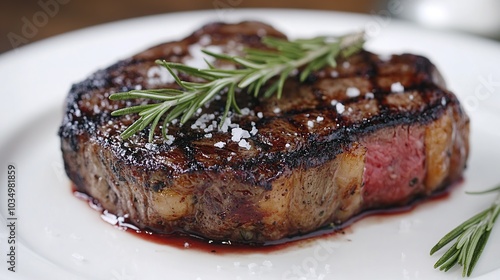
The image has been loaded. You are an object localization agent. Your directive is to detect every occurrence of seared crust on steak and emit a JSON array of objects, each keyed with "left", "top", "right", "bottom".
[{"left": 59, "top": 21, "right": 469, "bottom": 243}]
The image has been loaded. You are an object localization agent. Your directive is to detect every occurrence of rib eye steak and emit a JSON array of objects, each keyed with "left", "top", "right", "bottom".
[{"left": 59, "top": 21, "right": 469, "bottom": 243}]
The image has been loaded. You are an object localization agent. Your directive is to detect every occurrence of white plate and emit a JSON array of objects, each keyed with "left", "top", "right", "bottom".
[{"left": 1, "top": 9, "right": 500, "bottom": 280}]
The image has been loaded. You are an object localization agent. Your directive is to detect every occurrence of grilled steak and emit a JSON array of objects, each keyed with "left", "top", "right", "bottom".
[{"left": 59, "top": 21, "right": 469, "bottom": 243}]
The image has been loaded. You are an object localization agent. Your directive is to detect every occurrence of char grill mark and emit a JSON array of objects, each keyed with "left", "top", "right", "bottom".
[{"left": 59, "top": 21, "right": 469, "bottom": 243}]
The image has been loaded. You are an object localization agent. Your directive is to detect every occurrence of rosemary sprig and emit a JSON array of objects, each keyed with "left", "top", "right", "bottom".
[
  {"left": 109, "top": 31, "right": 365, "bottom": 141},
  {"left": 430, "top": 186, "right": 500, "bottom": 277}
]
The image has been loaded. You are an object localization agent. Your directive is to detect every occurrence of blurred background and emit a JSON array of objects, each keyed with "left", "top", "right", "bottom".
[{"left": 1, "top": 0, "right": 499, "bottom": 54}]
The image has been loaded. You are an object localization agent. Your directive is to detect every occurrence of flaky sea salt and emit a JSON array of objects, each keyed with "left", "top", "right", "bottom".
[
  {"left": 199, "top": 34, "right": 211, "bottom": 46},
  {"left": 238, "top": 139, "right": 251, "bottom": 150},
  {"left": 330, "top": 99, "right": 338, "bottom": 106},
  {"left": 307, "top": 120, "right": 314, "bottom": 128},
  {"left": 365, "top": 92, "right": 374, "bottom": 99},
  {"left": 192, "top": 113, "right": 216, "bottom": 130},
  {"left": 391, "top": 82, "right": 405, "bottom": 93},
  {"left": 316, "top": 116, "right": 324, "bottom": 122},
  {"left": 214, "top": 141, "right": 226, "bottom": 148},
  {"left": 172, "top": 46, "right": 182, "bottom": 55},
  {"left": 231, "top": 127, "right": 251, "bottom": 142},
  {"left": 219, "top": 113, "right": 238, "bottom": 133},
  {"left": 240, "top": 107, "right": 251, "bottom": 116},
  {"left": 346, "top": 87, "right": 360, "bottom": 97},
  {"left": 250, "top": 126, "right": 258, "bottom": 136},
  {"left": 147, "top": 66, "right": 175, "bottom": 85},
  {"left": 165, "top": 135, "right": 175, "bottom": 145},
  {"left": 336, "top": 103, "right": 345, "bottom": 114}
]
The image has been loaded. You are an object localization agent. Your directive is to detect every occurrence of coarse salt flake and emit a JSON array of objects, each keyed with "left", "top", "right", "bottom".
[
  {"left": 165, "top": 135, "right": 175, "bottom": 145},
  {"left": 346, "top": 87, "right": 360, "bottom": 97},
  {"left": 336, "top": 103, "right": 345, "bottom": 114},
  {"left": 238, "top": 139, "right": 251, "bottom": 150},
  {"left": 316, "top": 116, "right": 324, "bottom": 122},
  {"left": 240, "top": 108, "right": 251, "bottom": 116},
  {"left": 172, "top": 46, "right": 182, "bottom": 54},
  {"left": 307, "top": 120, "right": 314, "bottom": 128},
  {"left": 391, "top": 82, "right": 405, "bottom": 93},
  {"left": 199, "top": 34, "right": 211, "bottom": 45},
  {"left": 365, "top": 92, "right": 374, "bottom": 99},
  {"left": 250, "top": 126, "right": 258, "bottom": 136},
  {"left": 214, "top": 141, "right": 226, "bottom": 148},
  {"left": 147, "top": 66, "right": 175, "bottom": 85},
  {"left": 330, "top": 99, "right": 338, "bottom": 106},
  {"left": 231, "top": 127, "right": 251, "bottom": 142}
]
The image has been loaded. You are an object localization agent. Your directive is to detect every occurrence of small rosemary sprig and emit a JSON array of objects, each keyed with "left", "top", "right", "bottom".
[
  {"left": 430, "top": 185, "right": 500, "bottom": 277},
  {"left": 109, "top": 31, "right": 365, "bottom": 141}
]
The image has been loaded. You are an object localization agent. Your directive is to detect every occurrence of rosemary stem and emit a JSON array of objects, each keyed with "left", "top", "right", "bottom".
[
  {"left": 109, "top": 32, "right": 365, "bottom": 140},
  {"left": 488, "top": 192, "right": 500, "bottom": 230},
  {"left": 431, "top": 186, "right": 500, "bottom": 277}
]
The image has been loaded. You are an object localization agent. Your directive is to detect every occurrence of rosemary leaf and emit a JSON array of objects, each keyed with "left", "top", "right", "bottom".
[
  {"left": 149, "top": 105, "right": 170, "bottom": 142},
  {"left": 431, "top": 187, "right": 500, "bottom": 277},
  {"left": 110, "top": 104, "right": 157, "bottom": 116}
]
